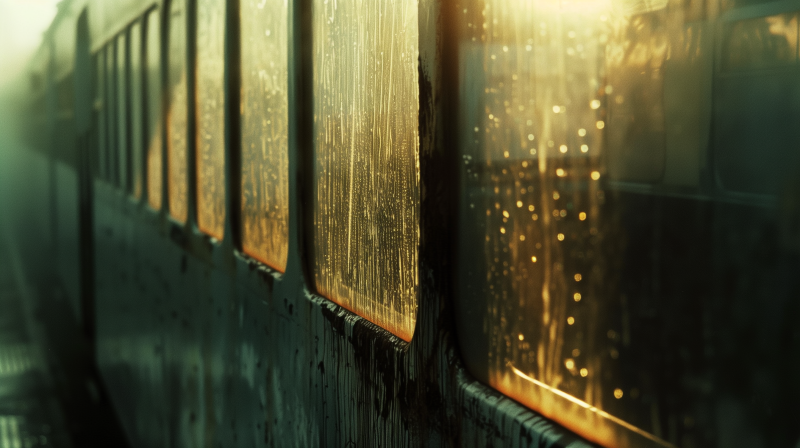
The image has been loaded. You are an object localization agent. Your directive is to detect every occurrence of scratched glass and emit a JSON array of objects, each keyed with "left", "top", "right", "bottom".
[
  {"left": 455, "top": 1, "right": 800, "bottom": 448},
  {"left": 240, "top": 0, "right": 289, "bottom": 270},
  {"left": 312, "top": 0, "right": 419, "bottom": 341},
  {"left": 130, "top": 22, "right": 144, "bottom": 199},
  {"left": 146, "top": 10, "right": 163, "bottom": 210},
  {"left": 168, "top": 0, "right": 189, "bottom": 224},
  {"left": 117, "top": 34, "right": 129, "bottom": 191},
  {"left": 196, "top": 0, "right": 226, "bottom": 240}
]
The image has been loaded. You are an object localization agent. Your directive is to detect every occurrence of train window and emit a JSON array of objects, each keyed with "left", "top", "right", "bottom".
[
  {"left": 722, "top": 12, "right": 799, "bottom": 71},
  {"left": 96, "top": 49, "right": 106, "bottom": 180},
  {"left": 240, "top": 0, "right": 289, "bottom": 269},
  {"left": 117, "top": 33, "right": 129, "bottom": 191},
  {"left": 455, "top": 2, "right": 800, "bottom": 448},
  {"left": 195, "top": 0, "right": 226, "bottom": 240},
  {"left": 105, "top": 42, "right": 116, "bottom": 184},
  {"left": 145, "top": 10, "right": 163, "bottom": 210},
  {"left": 167, "top": 0, "right": 189, "bottom": 223},
  {"left": 57, "top": 76, "right": 74, "bottom": 118},
  {"left": 606, "top": 10, "right": 667, "bottom": 183},
  {"left": 311, "top": 0, "right": 419, "bottom": 341},
  {"left": 130, "top": 22, "right": 144, "bottom": 199},
  {"left": 716, "top": 10, "right": 800, "bottom": 195}
]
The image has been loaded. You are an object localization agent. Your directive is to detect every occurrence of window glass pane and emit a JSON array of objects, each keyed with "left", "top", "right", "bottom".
[
  {"left": 196, "top": 0, "right": 226, "bottom": 240},
  {"left": 96, "top": 49, "right": 106, "bottom": 179},
  {"left": 455, "top": 2, "right": 800, "bottom": 448},
  {"left": 716, "top": 11, "right": 800, "bottom": 195},
  {"left": 130, "top": 22, "right": 144, "bottom": 199},
  {"left": 312, "top": 0, "right": 419, "bottom": 341},
  {"left": 105, "top": 43, "right": 116, "bottom": 184},
  {"left": 606, "top": 12, "right": 667, "bottom": 182},
  {"left": 240, "top": 0, "right": 289, "bottom": 269},
  {"left": 168, "top": 0, "right": 189, "bottom": 223},
  {"left": 723, "top": 12, "right": 799, "bottom": 71},
  {"left": 117, "top": 34, "right": 129, "bottom": 190},
  {"left": 146, "top": 10, "right": 163, "bottom": 210}
]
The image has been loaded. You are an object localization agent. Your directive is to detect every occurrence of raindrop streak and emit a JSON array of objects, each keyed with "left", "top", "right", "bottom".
[
  {"left": 241, "top": 0, "right": 290, "bottom": 271},
  {"left": 196, "top": 0, "right": 227, "bottom": 240},
  {"left": 167, "top": 0, "right": 189, "bottom": 224},
  {"left": 312, "top": 0, "right": 419, "bottom": 342}
]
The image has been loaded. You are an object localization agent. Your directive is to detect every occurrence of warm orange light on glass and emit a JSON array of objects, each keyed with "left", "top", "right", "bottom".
[
  {"left": 312, "top": 0, "right": 419, "bottom": 342},
  {"left": 454, "top": 0, "right": 678, "bottom": 447},
  {"left": 167, "top": 0, "right": 188, "bottom": 224},
  {"left": 240, "top": 0, "right": 289, "bottom": 271},
  {"left": 195, "top": 0, "right": 226, "bottom": 240},
  {"left": 145, "top": 10, "right": 162, "bottom": 210}
]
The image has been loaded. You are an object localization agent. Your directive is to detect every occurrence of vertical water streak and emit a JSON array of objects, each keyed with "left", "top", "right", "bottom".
[
  {"left": 146, "top": 10, "right": 163, "bottom": 210},
  {"left": 168, "top": 0, "right": 189, "bottom": 224},
  {"left": 240, "top": 0, "right": 290, "bottom": 271},
  {"left": 312, "top": 0, "right": 420, "bottom": 341},
  {"left": 196, "top": 0, "right": 226, "bottom": 239}
]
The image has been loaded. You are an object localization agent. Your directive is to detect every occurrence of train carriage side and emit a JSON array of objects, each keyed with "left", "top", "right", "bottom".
[{"left": 9, "top": 0, "right": 800, "bottom": 447}]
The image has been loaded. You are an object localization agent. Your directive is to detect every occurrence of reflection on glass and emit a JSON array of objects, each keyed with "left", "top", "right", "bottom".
[
  {"left": 716, "top": 12, "right": 800, "bottom": 195},
  {"left": 312, "top": 0, "right": 419, "bottom": 342},
  {"left": 606, "top": 11, "right": 667, "bottom": 182},
  {"left": 723, "top": 12, "right": 799, "bottom": 71},
  {"left": 117, "top": 34, "right": 129, "bottom": 191},
  {"left": 168, "top": 0, "right": 188, "bottom": 223},
  {"left": 96, "top": 49, "right": 107, "bottom": 180},
  {"left": 146, "top": 10, "right": 163, "bottom": 210},
  {"left": 130, "top": 22, "right": 144, "bottom": 199},
  {"left": 456, "top": 1, "right": 800, "bottom": 448},
  {"left": 240, "top": 0, "right": 289, "bottom": 270},
  {"left": 196, "top": 0, "right": 226, "bottom": 240}
]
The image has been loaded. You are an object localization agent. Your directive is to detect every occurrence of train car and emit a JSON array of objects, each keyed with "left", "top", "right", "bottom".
[{"left": 4, "top": 0, "right": 799, "bottom": 446}]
